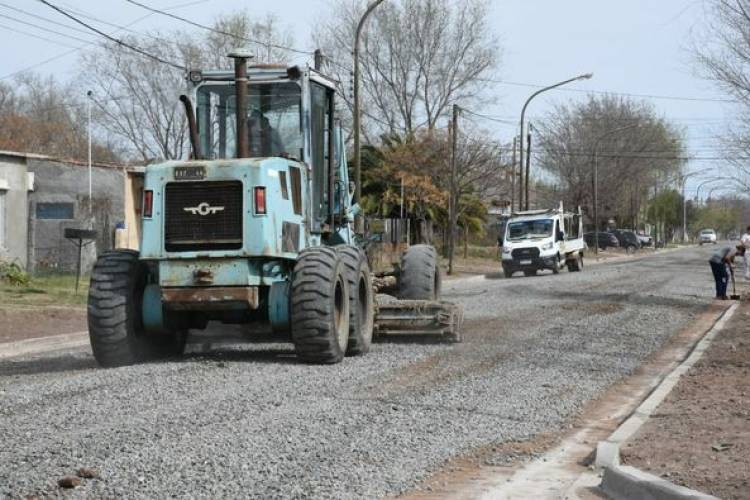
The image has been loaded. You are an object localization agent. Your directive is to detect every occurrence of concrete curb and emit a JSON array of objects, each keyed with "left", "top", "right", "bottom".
[
  {"left": 595, "top": 302, "right": 738, "bottom": 499},
  {"left": 601, "top": 465, "right": 718, "bottom": 500},
  {"left": 0, "top": 331, "right": 89, "bottom": 359}
]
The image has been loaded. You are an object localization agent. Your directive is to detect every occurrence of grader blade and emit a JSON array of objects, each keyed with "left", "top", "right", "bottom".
[{"left": 374, "top": 297, "right": 464, "bottom": 342}]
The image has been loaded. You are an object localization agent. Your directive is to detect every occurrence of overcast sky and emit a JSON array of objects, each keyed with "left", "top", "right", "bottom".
[{"left": 0, "top": 0, "right": 736, "bottom": 197}]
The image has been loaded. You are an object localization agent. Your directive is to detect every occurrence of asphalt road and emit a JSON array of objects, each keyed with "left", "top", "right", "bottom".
[{"left": 0, "top": 246, "right": 716, "bottom": 498}]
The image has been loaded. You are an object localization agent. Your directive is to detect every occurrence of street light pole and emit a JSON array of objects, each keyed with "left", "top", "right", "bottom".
[
  {"left": 87, "top": 90, "right": 93, "bottom": 217},
  {"left": 592, "top": 123, "right": 639, "bottom": 255},
  {"left": 353, "top": 0, "right": 386, "bottom": 232},
  {"left": 519, "top": 72, "right": 593, "bottom": 210}
]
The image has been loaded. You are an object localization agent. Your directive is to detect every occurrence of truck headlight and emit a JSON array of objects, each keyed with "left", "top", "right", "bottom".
[
  {"left": 541, "top": 242, "right": 554, "bottom": 251},
  {"left": 502, "top": 247, "right": 511, "bottom": 255}
]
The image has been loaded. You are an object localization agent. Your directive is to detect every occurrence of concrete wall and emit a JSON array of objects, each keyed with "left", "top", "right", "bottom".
[
  {"left": 0, "top": 154, "right": 29, "bottom": 268},
  {"left": 26, "top": 158, "right": 126, "bottom": 273}
]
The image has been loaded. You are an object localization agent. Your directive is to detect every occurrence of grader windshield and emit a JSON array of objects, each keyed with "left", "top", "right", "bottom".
[{"left": 196, "top": 81, "right": 303, "bottom": 160}]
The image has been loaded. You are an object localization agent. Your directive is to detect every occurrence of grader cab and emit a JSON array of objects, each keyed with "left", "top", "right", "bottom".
[{"left": 87, "top": 50, "right": 462, "bottom": 367}]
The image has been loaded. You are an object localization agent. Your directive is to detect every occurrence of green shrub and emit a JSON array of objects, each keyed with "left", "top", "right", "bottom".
[{"left": 0, "top": 260, "right": 31, "bottom": 287}]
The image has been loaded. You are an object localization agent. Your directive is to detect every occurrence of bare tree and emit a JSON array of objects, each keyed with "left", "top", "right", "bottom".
[
  {"left": 536, "top": 95, "right": 686, "bottom": 228},
  {"left": 78, "top": 11, "right": 296, "bottom": 162},
  {"left": 694, "top": 0, "right": 750, "bottom": 191},
  {"left": 315, "top": 0, "right": 500, "bottom": 139}
]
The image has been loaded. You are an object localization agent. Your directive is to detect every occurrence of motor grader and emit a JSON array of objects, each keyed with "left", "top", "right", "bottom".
[{"left": 87, "top": 50, "right": 462, "bottom": 367}]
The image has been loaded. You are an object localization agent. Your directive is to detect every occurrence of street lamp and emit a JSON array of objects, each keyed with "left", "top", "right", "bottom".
[
  {"left": 352, "top": 0, "right": 386, "bottom": 232},
  {"left": 87, "top": 90, "right": 93, "bottom": 217},
  {"left": 592, "top": 123, "right": 639, "bottom": 255},
  {"left": 680, "top": 172, "right": 702, "bottom": 244},
  {"left": 519, "top": 72, "right": 593, "bottom": 210}
]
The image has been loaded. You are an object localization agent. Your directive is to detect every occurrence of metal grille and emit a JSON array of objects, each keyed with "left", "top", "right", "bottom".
[
  {"left": 164, "top": 181, "right": 243, "bottom": 252},
  {"left": 511, "top": 247, "right": 540, "bottom": 259}
]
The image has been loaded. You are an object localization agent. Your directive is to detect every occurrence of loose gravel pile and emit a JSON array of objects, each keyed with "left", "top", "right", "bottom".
[{"left": 0, "top": 248, "right": 713, "bottom": 498}]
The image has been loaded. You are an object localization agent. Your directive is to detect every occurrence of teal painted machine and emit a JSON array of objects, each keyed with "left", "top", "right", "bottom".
[{"left": 86, "top": 51, "right": 461, "bottom": 368}]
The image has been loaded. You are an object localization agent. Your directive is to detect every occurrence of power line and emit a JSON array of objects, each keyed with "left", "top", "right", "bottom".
[
  {"left": 478, "top": 77, "right": 738, "bottom": 104},
  {"left": 0, "top": 2, "right": 95, "bottom": 36},
  {"left": 37, "top": 0, "right": 187, "bottom": 71},
  {"left": 1, "top": 0, "right": 205, "bottom": 81},
  {"left": 0, "top": 21, "right": 80, "bottom": 49},
  {"left": 0, "top": 12, "right": 95, "bottom": 45},
  {"left": 123, "top": 0, "right": 312, "bottom": 57}
]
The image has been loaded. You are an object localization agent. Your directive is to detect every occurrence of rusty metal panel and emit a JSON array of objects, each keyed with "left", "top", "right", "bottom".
[{"left": 162, "top": 286, "right": 259, "bottom": 311}]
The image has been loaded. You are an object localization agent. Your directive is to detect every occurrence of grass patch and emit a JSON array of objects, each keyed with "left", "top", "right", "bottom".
[{"left": 0, "top": 273, "right": 88, "bottom": 308}]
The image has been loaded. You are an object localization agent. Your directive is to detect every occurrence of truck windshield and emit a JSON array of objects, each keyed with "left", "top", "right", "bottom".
[
  {"left": 507, "top": 219, "right": 554, "bottom": 240},
  {"left": 196, "top": 82, "right": 302, "bottom": 160}
]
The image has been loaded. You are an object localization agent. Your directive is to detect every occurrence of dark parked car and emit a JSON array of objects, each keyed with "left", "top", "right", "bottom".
[
  {"left": 584, "top": 231, "right": 619, "bottom": 250},
  {"left": 609, "top": 229, "right": 641, "bottom": 253}
]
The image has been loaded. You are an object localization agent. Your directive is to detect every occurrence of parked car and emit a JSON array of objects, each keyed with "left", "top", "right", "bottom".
[
  {"left": 699, "top": 228, "right": 717, "bottom": 245},
  {"left": 583, "top": 231, "right": 620, "bottom": 250},
  {"left": 609, "top": 229, "right": 641, "bottom": 253},
  {"left": 636, "top": 231, "right": 653, "bottom": 247}
]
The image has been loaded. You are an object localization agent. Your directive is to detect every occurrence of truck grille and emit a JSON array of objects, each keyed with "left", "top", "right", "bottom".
[
  {"left": 511, "top": 247, "right": 540, "bottom": 260},
  {"left": 164, "top": 181, "right": 243, "bottom": 252}
]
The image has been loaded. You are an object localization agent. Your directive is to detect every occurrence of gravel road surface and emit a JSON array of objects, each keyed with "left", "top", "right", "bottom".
[{"left": 0, "top": 247, "right": 715, "bottom": 498}]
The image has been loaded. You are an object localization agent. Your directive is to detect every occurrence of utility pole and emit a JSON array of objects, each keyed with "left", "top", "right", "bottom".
[
  {"left": 510, "top": 136, "right": 517, "bottom": 212},
  {"left": 525, "top": 124, "right": 533, "bottom": 210},
  {"left": 448, "top": 104, "right": 459, "bottom": 275},
  {"left": 87, "top": 90, "right": 93, "bottom": 217}
]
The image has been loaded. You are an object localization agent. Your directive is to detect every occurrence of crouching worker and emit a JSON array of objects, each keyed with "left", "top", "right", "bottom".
[{"left": 709, "top": 245, "right": 746, "bottom": 300}]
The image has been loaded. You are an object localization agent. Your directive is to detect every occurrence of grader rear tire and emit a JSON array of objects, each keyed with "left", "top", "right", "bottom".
[
  {"left": 87, "top": 250, "right": 185, "bottom": 368},
  {"left": 336, "top": 246, "right": 374, "bottom": 356},
  {"left": 291, "top": 247, "right": 350, "bottom": 364},
  {"left": 398, "top": 244, "right": 441, "bottom": 301}
]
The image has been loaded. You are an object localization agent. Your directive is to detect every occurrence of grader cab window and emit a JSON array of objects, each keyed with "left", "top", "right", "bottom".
[{"left": 197, "top": 82, "right": 303, "bottom": 160}]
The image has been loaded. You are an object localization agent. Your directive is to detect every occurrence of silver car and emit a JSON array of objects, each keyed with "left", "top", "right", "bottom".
[{"left": 699, "top": 229, "right": 717, "bottom": 245}]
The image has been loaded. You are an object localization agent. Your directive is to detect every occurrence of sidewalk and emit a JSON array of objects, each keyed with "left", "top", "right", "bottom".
[{"left": 619, "top": 299, "right": 750, "bottom": 499}]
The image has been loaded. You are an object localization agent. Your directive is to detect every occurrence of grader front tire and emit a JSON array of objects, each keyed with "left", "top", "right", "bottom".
[{"left": 291, "top": 248, "right": 350, "bottom": 364}]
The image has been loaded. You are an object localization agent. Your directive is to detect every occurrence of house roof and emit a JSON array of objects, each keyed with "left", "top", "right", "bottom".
[{"left": 0, "top": 149, "right": 136, "bottom": 170}]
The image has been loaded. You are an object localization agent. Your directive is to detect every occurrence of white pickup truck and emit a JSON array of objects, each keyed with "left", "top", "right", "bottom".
[{"left": 500, "top": 204, "right": 586, "bottom": 278}]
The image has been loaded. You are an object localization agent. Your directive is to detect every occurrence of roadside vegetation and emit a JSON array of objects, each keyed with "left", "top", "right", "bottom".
[{"left": 0, "top": 262, "right": 87, "bottom": 308}]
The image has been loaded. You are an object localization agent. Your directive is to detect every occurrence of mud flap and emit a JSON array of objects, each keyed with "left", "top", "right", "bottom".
[{"left": 373, "top": 296, "right": 464, "bottom": 342}]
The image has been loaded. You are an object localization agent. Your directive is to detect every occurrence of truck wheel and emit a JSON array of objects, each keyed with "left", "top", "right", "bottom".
[
  {"left": 291, "top": 247, "right": 350, "bottom": 364},
  {"left": 552, "top": 256, "right": 560, "bottom": 274},
  {"left": 503, "top": 266, "right": 513, "bottom": 278},
  {"left": 567, "top": 253, "right": 583, "bottom": 272},
  {"left": 88, "top": 250, "right": 185, "bottom": 368},
  {"left": 398, "top": 244, "right": 441, "bottom": 300},
  {"left": 336, "top": 246, "right": 374, "bottom": 356}
]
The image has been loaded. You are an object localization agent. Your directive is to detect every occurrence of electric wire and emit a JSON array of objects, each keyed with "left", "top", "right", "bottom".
[
  {"left": 123, "top": 0, "right": 312, "bottom": 56},
  {"left": 36, "top": 0, "right": 187, "bottom": 71}
]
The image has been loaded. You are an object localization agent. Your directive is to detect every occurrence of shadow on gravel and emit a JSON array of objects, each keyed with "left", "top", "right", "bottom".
[
  {"left": 0, "top": 354, "right": 97, "bottom": 377},
  {"left": 374, "top": 335, "right": 454, "bottom": 345},
  {"left": 181, "top": 346, "right": 300, "bottom": 365}
]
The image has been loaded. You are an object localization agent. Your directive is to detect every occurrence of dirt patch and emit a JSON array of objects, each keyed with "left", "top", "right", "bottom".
[
  {"left": 621, "top": 302, "right": 750, "bottom": 499},
  {"left": 399, "top": 433, "right": 559, "bottom": 499},
  {"left": 0, "top": 306, "right": 86, "bottom": 343}
]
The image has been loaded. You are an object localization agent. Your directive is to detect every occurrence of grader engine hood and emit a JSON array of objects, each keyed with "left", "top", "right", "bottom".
[{"left": 139, "top": 157, "right": 307, "bottom": 262}]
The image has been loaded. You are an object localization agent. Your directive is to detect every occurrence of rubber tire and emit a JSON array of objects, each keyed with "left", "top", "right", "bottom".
[
  {"left": 291, "top": 247, "right": 350, "bottom": 364},
  {"left": 398, "top": 244, "right": 441, "bottom": 300},
  {"left": 567, "top": 253, "right": 583, "bottom": 272},
  {"left": 626, "top": 245, "right": 636, "bottom": 254},
  {"left": 524, "top": 269, "right": 536, "bottom": 277},
  {"left": 336, "top": 246, "right": 374, "bottom": 356},
  {"left": 503, "top": 267, "right": 513, "bottom": 278},
  {"left": 552, "top": 256, "right": 560, "bottom": 274},
  {"left": 88, "top": 250, "right": 185, "bottom": 368}
]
